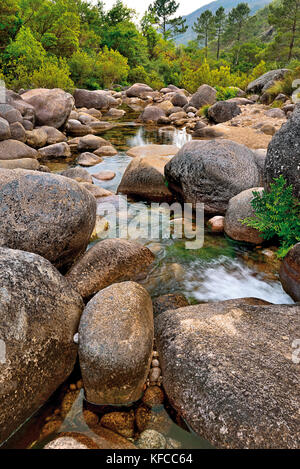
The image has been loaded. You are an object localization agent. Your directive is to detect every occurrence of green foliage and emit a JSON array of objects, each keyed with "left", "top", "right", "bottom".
[
  {"left": 199, "top": 104, "right": 210, "bottom": 118},
  {"left": 95, "top": 46, "right": 129, "bottom": 88},
  {"left": 31, "top": 57, "right": 74, "bottom": 90},
  {"left": 241, "top": 176, "right": 300, "bottom": 258},
  {"left": 149, "top": 0, "right": 187, "bottom": 39},
  {"left": 5, "top": 26, "right": 46, "bottom": 72},
  {"left": 215, "top": 85, "right": 239, "bottom": 100},
  {"left": 266, "top": 66, "right": 300, "bottom": 100}
]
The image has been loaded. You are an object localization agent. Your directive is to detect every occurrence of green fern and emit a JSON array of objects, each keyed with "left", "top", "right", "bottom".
[{"left": 241, "top": 176, "right": 300, "bottom": 258}]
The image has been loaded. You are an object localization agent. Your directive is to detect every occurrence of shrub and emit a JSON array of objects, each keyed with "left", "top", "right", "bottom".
[
  {"left": 128, "top": 65, "right": 148, "bottom": 84},
  {"left": 241, "top": 176, "right": 300, "bottom": 258},
  {"left": 31, "top": 58, "right": 74, "bottom": 91},
  {"left": 199, "top": 104, "right": 210, "bottom": 118},
  {"left": 95, "top": 46, "right": 129, "bottom": 88},
  {"left": 215, "top": 86, "right": 239, "bottom": 101}
]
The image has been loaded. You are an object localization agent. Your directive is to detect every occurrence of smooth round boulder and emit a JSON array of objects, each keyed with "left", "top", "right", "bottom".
[
  {"left": 66, "top": 119, "right": 92, "bottom": 136},
  {"left": 224, "top": 188, "right": 264, "bottom": 244},
  {"left": 0, "top": 247, "right": 83, "bottom": 444},
  {"left": 0, "top": 139, "right": 38, "bottom": 160},
  {"left": 78, "top": 281, "right": 154, "bottom": 405},
  {"left": 39, "top": 142, "right": 71, "bottom": 160},
  {"left": 171, "top": 93, "right": 188, "bottom": 108},
  {"left": 139, "top": 106, "right": 166, "bottom": 123},
  {"left": 279, "top": 243, "right": 300, "bottom": 301},
  {"left": 0, "top": 169, "right": 96, "bottom": 269},
  {"left": 155, "top": 299, "right": 300, "bottom": 449},
  {"left": 189, "top": 84, "right": 217, "bottom": 109},
  {"left": 207, "top": 215, "right": 225, "bottom": 233},
  {"left": 41, "top": 126, "right": 67, "bottom": 145},
  {"left": 265, "top": 103, "right": 300, "bottom": 200},
  {"left": 0, "top": 158, "right": 40, "bottom": 170},
  {"left": 66, "top": 238, "right": 155, "bottom": 299},
  {"left": 26, "top": 128, "right": 48, "bottom": 148},
  {"left": 60, "top": 167, "right": 93, "bottom": 184},
  {"left": 0, "top": 117, "right": 11, "bottom": 141},
  {"left": 73, "top": 89, "right": 118, "bottom": 110},
  {"left": 164, "top": 139, "right": 260, "bottom": 214},
  {"left": 77, "top": 134, "right": 109, "bottom": 152},
  {"left": 94, "top": 145, "right": 117, "bottom": 157},
  {"left": 9, "top": 122, "right": 26, "bottom": 142},
  {"left": 76, "top": 152, "right": 102, "bottom": 167},
  {"left": 246, "top": 69, "right": 290, "bottom": 94},
  {"left": 208, "top": 101, "right": 241, "bottom": 123},
  {"left": 126, "top": 83, "right": 153, "bottom": 98},
  {"left": 21, "top": 88, "right": 74, "bottom": 129}
]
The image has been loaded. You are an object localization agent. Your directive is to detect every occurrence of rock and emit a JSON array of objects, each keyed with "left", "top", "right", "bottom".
[
  {"left": 156, "top": 100, "right": 174, "bottom": 113},
  {"left": 155, "top": 299, "right": 300, "bottom": 449},
  {"left": 169, "top": 111, "right": 187, "bottom": 121},
  {"left": 92, "top": 170, "right": 115, "bottom": 181},
  {"left": 192, "top": 126, "right": 224, "bottom": 138},
  {"left": 126, "top": 83, "right": 153, "bottom": 98},
  {"left": 142, "top": 386, "right": 165, "bottom": 407},
  {"left": 260, "top": 123, "right": 276, "bottom": 135},
  {"left": 136, "top": 430, "right": 166, "bottom": 449},
  {"left": 22, "top": 120, "right": 34, "bottom": 131},
  {"left": 153, "top": 293, "right": 189, "bottom": 316},
  {"left": 0, "top": 158, "right": 40, "bottom": 170},
  {"left": 80, "top": 183, "right": 112, "bottom": 198},
  {"left": 7, "top": 122, "right": 24, "bottom": 143},
  {"left": 227, "top": 97, "right": 253, "bottom": 105},
  {"left": 208, "top": 101, "right": 241, "bottom": 123},
  {"left": 5, "top": 90, "right": 35, "bottom": 122},
  {"left": 66, "top": 119, "right": 92, "bottom": 136},
  {"left": 0, "top": 169, "right": 96, "bottom": 269},
  {"left": 282, "top": 103, "right": 295, "bottom": 115},
  {"left": 41, "top": 126, "right": 67, "bottom": 145},
  {"left": 246, "top": 69, "right": 290, "bottom": 94},
  {"left": 39, "top": 142, "right": 71, "bottom": 159},
  {"left": 0, "top": 247, "right": 83, "bottom": 444},
  {"left": 140, "top": 106, "right": 166, "bottom": 123},
  {"left": 207, "top": 215, "right": 225, "bottom": 233},
  {"left": 0, "top": 139, "right": 38, "bottom": 160},
  {"left": 91, "top": 427, "right": 136, "bottom": 449},
  {"left": 149, "top": 367, "right": 161, "bottom": 382},
  {"left": 171, "top": 93, "right": 188, "bottom": 107},
  {"left": 224, "top": 188, "right": 264, "bottom": 244},
  {"left": 189, "top": 84, "right": 217, "bottom": 109},
  {"left": 44, "top": 436, "right": 91, "bottom": 449},
  {"left": 265, "top": 103, "right": 300, "bottom": 199},
  {"left": 165, "top": 139, "right": 260, "bottom": 214},
  {"left": 105, "top": 108, "right": 126, "bottom": 119},
  {"left": 264, "top": 108, "right": 285, "bottom": 119},
  {"left": 26, "top": 128, "right": 48, "bottom": 148},
  {"left": 166, "top": 106, "right": 184, "bottom": 116},
  {"left": 94, "top": 145, "right": 117, "bottom": 157},
  {"left": 0, "top": 103, "right": 23, "bottom": 124},
  {"left": 279, "top": 243, "right": 300, "bottom": 301},
  {"left": 76, "top": 152, "right": 102, "bottom": 167},
  {"left": 60, "top": 167, "right": 93, "bottom": 184},
  {"left": 78, "top": 281, "right": 154, "bottom": 405},
  {"left": 127, "top": 144, "right": 178, "bottom": 158},
  {"left": 100, "top": 411, "right": 135, "bottom": 438},
  {"left": 0, "top": 117, "right": 11, "bottom": 141},
  {"left": 66, "top": 238, "right": 154, "bottom": 299},
  {"left": 77, "top": 134, "right": 109, "bottom": 152},
  {"left": 21, "top": 88, "right": 74, "bottom": 129},
  {"left": 73, "top": 89, "right": 118, "bottom": 110}
]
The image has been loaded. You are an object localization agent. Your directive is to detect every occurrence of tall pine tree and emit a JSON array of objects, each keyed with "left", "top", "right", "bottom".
[
  {"left": 192, "top": 10, "right": 214, "bottom": 58},
  {"left": 149, "top": 0, "right": 187, "bottom": 39},
  {"left": 214, "top": 7, "right": 227, "bottom": 60}
]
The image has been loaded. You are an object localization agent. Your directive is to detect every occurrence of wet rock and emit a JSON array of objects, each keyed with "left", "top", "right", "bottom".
[
  {"left": 208, "top": 101, "right": 241, "bottom": 123},
  {"left": 39, "top": 142, "right": 71, "bottom": 159},
  {"left": 105, "top": 108, "right": 126, "bottom": 119},
  {"left": 155, "top": 299, "right": 300, "bottom": 448},
  {"left": 189, "top": 84, "right": 217, "bottom": 109},
  {"left": 153, "top": 293, "right": 189, "bottom": 316},
  {"left": 0, "top": 117, "right": 11, "bottom": 141},
  {"left": 92, "top": 170, "right": 115, "bottom": 181},
  {"left": 77, "top": 134, "right": 109, "bottom": 152},
  {"left": 73, "top": 89, "right": 118, "bottom": 110},
  {"left": 44, "top": 436, "right": 91, "bottom": 449},
  {"left": 126, "top": 83, "right": 153, "bottom": 98},
  {"left": 140, "top": 106, "right": 166, "bottom": 123},
  {"left": 21, "top": 88, "right": 74, "bottom": 129},
  {"left": 265, "top": 103, "right": 300, "bottom": 199},
  {"left": 89, "top": 121, "right": 116, "bottom": 133},
  {"left": 136, "top": 430, "right": 166, "bottom": 449},
  {"left": 0, "top": 139, "right": 38, "bottom": 160},
  {"left": 60, "top": 167, "right": 93, "bottom": 184},
  {"left": 246, "top": 69, "right": 290, "bottom": 94},
  {"left": 76, "top": 152, "right": 102, "bottom": 166},
  {"left": 80, "top": 183, "right": 112, "bottom": 198},
  {"left": 279, "top": 243, "right": 300, "bottom": 301},
  {"left": 127, "top": 144, "right": 178, "bottom": 158},
  {"left": 78, "top": 281, "right": 154, "bottom": 405},
  {"left": 135, "top": 405, "right": 171, "bottom": 434},
  {"left": 0, "top": 169, "right": 96, "bottom": 269},
  {"left": 100, "top": 411, "right": 135, "bottom": 438},
  {"left": 66, "top": 239, "right": 154, "bottom": 299},
  {"left": 207, "top": 216, "right": 225, "bottom": 233},
  {"left": 94, "top": 145, "right": 117, "bottom": 157},
  {"left": 224, "top": 188, "right": 264, "bottom": 244},
  {"left": 0, "top": 158, "right": 40, "bottom": 170},
  {"left": 165, "top": 139, "right": 260, "bottom": 214},
  {"left": 0, "top": 247, "right": 83, "bottom": 444},
  {"left": 91, "top": 427, "right": 136, "bottom": 449},
  {"left": 83, "top": 410, "right": 99, "bottom": 428},
  {"left": 40, "top": 419, "right": 63, "bottom": 440},
  {"left": 142, "top": 386, "right": 165, "bottom": 407},
  {"left": 118, "top": 154, "right": 174, "bottom": 203}
]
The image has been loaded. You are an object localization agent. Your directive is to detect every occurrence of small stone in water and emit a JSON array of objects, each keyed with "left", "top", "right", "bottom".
[
  {"left": 83, "top": 410, "right": 99, "bottom": 428},
  {"left": 136, "top": 429, "right": 167, "bottom": 449},
  {"left": 100, "top": 411, "right": 135, "bottom": 439},
  {"left": 142, "top": 386, "right": 164, "bottom": 407}
]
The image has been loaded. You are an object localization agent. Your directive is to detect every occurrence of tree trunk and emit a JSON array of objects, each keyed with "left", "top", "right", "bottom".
[{"left": 288, "top": 6, "right": 298, "bottom": 61}]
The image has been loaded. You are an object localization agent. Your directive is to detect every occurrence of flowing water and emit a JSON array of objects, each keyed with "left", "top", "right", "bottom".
[{"left": 5, "top": 112, "right": 293, "bottom": 450}]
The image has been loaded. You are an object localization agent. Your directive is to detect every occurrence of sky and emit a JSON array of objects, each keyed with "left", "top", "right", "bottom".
[{"left": 101, "top": 0, "right": 214, "bottom": 17}]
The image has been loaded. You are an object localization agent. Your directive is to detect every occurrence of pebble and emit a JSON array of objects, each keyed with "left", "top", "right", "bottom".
[
  {"left": 136, "top": 429, "right": 167, "bottom": 449},
  {"left": 100, "top": 411, "right": 135, "bottom": 439},
  {"left": 149, "top": 367, "right": 161, "bottom": 382},
  {"left": 142, "top": 386, "right": 164, "bottom": 407}
]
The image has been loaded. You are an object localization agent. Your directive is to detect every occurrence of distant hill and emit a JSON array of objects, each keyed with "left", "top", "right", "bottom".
[{"left": 175, "top": 0, "right": 273, "bottom": 45}]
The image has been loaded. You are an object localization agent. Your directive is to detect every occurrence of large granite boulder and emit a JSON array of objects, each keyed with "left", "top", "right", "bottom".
[
  {"left": 139, "top": 106, "right": 166, "bottom": 123},
  {"left": 189, "top": 84, "right": 217, "bottom": 109},
  {"left": 66, "top": 239, "right": 155, "bottom": 299},
  {"left": 246, "top": 69, "right": 290, "bottom": 94},
  {"left": 118, "top": 154, "right": 174, "bottom": 203},
  {"left": 126, "top": 83, "right": 153, "bottom": 98},
  {"left": 155, "top": 299, "right": 300, "bottom": 449},
  {"left": 0, "top": 169, "right": 96, "bottom": 269},
  {"left": 164, "top": 140, "right": 260, "bottom": 214},
  {"left": 21, "top": 88, "right": 74, "bottom": 129},
  {"left": 224, "top": 188, "right": 264, "bottom": 244},
  {"left": 79, "top": 281, "right": 154, "bottom": 405},
  {"left": 0, "top": 117, "right": 11, "bottom": 141},
  {"left": 5, "top": 90, "right": 35, "bottom": 123},
  {"left": 73, "top": 89, "right": 118, "bottom": 110},
  {"left": 0, "top": 247, "right": 83, "bottom": 444},
  {"left": 208, "top": 101, "right": 241, "bottom": 123},
  {"left": 265, "top": 104, "right": 300, "bottom": 200},
  {"left": 0, "top": 139, "right": 38, "bottom": 160},
  {"left": 279, "top": 243, "right": 300, "bottom": 302}
]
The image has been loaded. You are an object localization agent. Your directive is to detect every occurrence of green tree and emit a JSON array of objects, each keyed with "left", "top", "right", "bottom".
[
  {"left": 192, "top": 10, "right": 215, "bottom": 58},
  {"left": 149, "top": 0, "right": 187, "bottom": 39},
  {"left": 214, "top": 7, "right": 227, "bottom": 60},
  {"left": 268, "top": 0, "right": 300, "bottom": 62},
  {"left": 141, "top": 11, "right": 160, "bottom": 59},
  {"left": 0, "top": 0, "right": 21, "bottom": 50},
  {"left": 5, "top": 25, "right": 46, "bottom": 71},
  {"left": 95, "top": 46, "right": 129, "bottom": 88},
  {"left": 226, "top": 3, "right": 251, "bottom": 64}
]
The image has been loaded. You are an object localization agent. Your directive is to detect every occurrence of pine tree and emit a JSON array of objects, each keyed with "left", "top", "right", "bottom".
[
  {"left": 214, "top": 7, "right": 227, "bottom": 60},
  {"left": 226, "top": 3, "right": 251, "bottom": 64},
  {"left": 192, "top": 10, "right": 214, "bottom": 58},
  {"left": 149, "top": 0, "right": 187, "bottom": 39},
  {"left": 268, "top": 0, "right": 300, "bottom": 62}
]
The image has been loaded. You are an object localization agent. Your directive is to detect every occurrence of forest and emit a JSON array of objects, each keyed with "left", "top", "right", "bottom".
[{"left": 0, "top": 0, "right": 299, "bottom": 93}]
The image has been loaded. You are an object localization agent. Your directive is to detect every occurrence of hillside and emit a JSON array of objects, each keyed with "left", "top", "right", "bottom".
[{"left": 176, "top": 0, "right": 273, "bottom": 45}]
